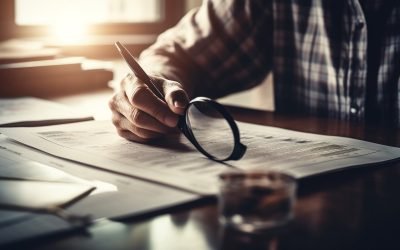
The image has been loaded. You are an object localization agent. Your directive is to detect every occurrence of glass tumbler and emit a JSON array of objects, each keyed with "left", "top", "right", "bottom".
[{"left": 218, "top": 170, "right": 297, "bottom": 233}]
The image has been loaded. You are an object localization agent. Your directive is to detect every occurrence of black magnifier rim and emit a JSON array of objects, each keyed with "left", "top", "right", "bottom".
[{"left": 178, "top": 97, "right": 246, "bottom": 161}]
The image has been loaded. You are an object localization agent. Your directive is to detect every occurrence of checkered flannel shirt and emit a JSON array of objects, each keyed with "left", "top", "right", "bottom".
[{"left": 140, "top": 0, "right": 400, "bottom": 126}]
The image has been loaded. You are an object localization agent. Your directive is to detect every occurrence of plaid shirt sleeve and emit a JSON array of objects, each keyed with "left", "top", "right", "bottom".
[
  {"left": 140, "top": 0, "right": 400, "bottom": 127},
  {"left": 139, "top": 0, "right": 271, "bottom": 99}
]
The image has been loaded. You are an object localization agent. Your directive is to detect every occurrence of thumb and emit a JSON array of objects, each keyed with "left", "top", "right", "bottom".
[{"left": 163, "top": 80, "right": 189, "bottom": 115}]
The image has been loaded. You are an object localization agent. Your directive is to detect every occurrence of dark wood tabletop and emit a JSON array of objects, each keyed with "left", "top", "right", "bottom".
[{"left": 9, "top": 105, "right": 400, "bottom": 250}]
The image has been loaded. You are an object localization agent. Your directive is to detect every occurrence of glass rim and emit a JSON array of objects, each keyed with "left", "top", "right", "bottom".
[{"left": 218, "top": 170, "right": 297, "bottom": 186}]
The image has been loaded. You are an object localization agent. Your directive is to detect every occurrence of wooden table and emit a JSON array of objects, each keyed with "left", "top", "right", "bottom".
[{"left": 10, "top": 92, "right": 400, "bottom": 250}]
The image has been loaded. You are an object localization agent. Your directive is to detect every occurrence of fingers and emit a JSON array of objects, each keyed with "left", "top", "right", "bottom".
[
  {"left": 123, "top": 76, "right": 179, "bottom": 127},
  {"left": 109, "top": 91, "right": 172, "bottom": 134},
  {"left": 116, "top": 129, "right": 147, "bottom": 143},
  {"left": 111, "top": 111, "right": 162, "bottom": 143},
  {"left": 163, "top": 79, "right": 190, "bottom": 115},
  {"left": 109, "top": 73, "right": 190, "bottom": 143}
]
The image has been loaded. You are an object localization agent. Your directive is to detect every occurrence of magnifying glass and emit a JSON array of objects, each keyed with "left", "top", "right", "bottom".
[
  {"left": 115, "top": 42, "right": 247, "bottom": 161},
  {"left": 179, "top": 97, "right": 246, "bottom": 161}
]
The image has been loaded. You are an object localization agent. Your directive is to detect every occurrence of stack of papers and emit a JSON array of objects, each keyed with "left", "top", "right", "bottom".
[
  {"left": 0, "top": 97, "right": 400, "bottom": 246},
  {"left": 0, "top": 98, "right": 200, "bottom": 246},
  {"left": 0, "top": 180, "right": 94, "bottom": 211},
  {"left": 1, "top": 120, "right": 399, "bottom": 194},
  {"left": 0, "top": 97, "right": 93, "bottom": 127}
]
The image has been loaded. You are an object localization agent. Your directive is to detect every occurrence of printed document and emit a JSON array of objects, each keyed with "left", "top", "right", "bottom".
[
  {"left": 0, "top": 135, "right": 199, "bottom": 219},
  {"left": 0, "top": 97, "right": 93, "bottom": 127},
  {"left": 1, "top": 120, "right": 399, "bottom": 194}
]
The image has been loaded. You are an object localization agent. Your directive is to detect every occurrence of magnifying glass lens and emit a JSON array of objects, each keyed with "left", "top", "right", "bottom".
[{"left": 186, "top": 101, "right": 235, "bottom": 160}]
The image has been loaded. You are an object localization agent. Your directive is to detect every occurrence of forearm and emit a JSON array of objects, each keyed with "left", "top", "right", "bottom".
[
  {"left": 139, "top": 0, "right": 272, "bottom": 99},
  {"left": 139, "top": 9, "right": 217, "bottom": 99},
  {"left": 139, "top": 49, "right": 203, "bottom": 99}
]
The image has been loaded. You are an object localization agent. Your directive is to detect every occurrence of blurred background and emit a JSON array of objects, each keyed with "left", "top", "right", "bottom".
[{"left": 0, "top": 0, "right": 273, "bottom": 111}]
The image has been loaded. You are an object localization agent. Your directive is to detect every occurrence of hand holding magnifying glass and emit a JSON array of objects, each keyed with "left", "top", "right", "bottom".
[{"left": 115, "top": 42, "right": 246, "bottom": 161}]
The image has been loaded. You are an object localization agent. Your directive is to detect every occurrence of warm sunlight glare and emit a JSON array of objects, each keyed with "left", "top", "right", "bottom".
[
  {"left": 16, "top": 0, "right": 161, "bottom": 44},
  {"left": 50, "top": 22, "right": 89, "bottom": 44}
]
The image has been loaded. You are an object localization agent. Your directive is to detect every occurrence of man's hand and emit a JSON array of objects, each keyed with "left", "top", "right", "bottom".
[{"left": 109, "top": 74, "right": 189, "bottom": 142}]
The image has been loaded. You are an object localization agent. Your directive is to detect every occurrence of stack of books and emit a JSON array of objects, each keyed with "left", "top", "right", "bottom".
[
  {"left": 0, "top": 40, "right": 114, "bottom": 97},
  {"left": 0, "top": 57, "right": 114, "bottom": 97}
]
